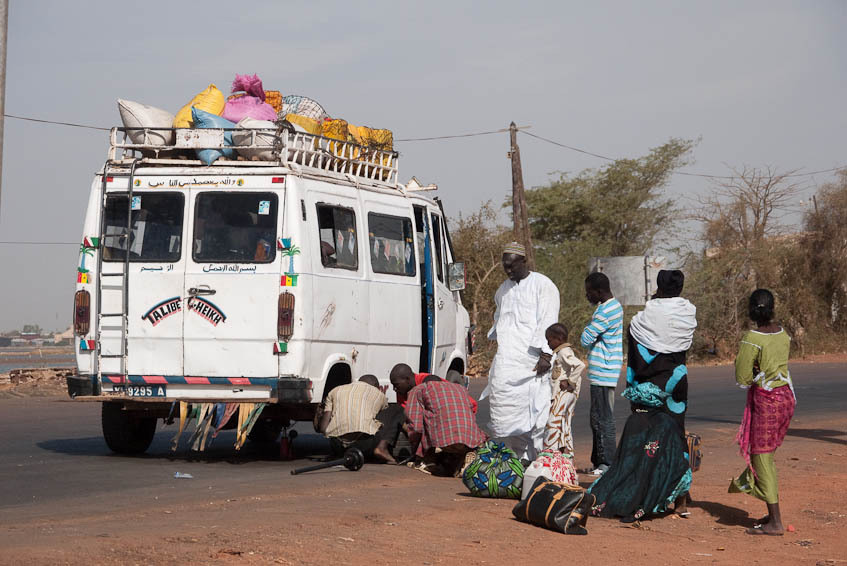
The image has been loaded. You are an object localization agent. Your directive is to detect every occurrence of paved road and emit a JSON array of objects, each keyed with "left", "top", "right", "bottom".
[{"left": 0, "top": 362, "right": 843, "bottom": 523}]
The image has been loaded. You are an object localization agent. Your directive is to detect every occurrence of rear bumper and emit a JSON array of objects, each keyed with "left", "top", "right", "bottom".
[{"left": 70, "top": 375, "right": 312, "bottom": 402}]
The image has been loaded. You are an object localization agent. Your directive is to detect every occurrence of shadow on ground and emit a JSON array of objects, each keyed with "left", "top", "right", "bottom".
[
  {"left": 36, "top": 431, "right": 331, "bottom": 463},
  {"left": 690, "top": 499, "right": 756, "bottom": 527},
  {"left": 786, "top": 427, "right": 847, "bottom": 446}
]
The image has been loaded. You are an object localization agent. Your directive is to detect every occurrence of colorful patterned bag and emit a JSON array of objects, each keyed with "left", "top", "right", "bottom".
[
  {"left": 521, "top": 452, "right": 578, "bottom": 499},
  {"left": 462, "top": 440, "right": 524, "bottom": 498}
]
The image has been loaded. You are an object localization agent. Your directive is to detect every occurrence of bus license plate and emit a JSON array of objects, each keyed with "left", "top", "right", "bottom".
[{"left": 116, "top": 385, "right": 166, "bottom": 398}]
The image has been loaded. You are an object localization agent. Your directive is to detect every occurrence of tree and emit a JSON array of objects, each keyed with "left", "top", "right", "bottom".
[
  {"left": 451, "top": 202, "right": 512, "bottom": 372},
  {"left": 802, "top": 170, "right": 847, "bottom": 332},
  {"left": 525, "top": 138, "right": 694, "bottom": 256},
  {"left": 686, "top": 167, "right": 806, "bottom": 356}
]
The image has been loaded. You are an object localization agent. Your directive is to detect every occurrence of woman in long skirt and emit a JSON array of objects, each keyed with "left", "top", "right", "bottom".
[
  {"left": 729, "top": 288, "right": 795, "bottom": 536},
  {"left": 588, "top": 329, "right": 692, "bottom": 522}
]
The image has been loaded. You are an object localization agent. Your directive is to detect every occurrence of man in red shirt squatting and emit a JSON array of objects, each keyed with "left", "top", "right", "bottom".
[{"left": 405, "top": 377, "right": 487, "bottom": 476}]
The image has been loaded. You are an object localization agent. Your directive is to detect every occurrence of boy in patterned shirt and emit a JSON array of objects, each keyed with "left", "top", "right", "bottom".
[{"left": 542, "top": 323, "right": 586, "bottom": 458}]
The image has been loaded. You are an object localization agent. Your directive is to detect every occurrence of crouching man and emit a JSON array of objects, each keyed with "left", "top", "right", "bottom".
[
  {"left": 405, "top": 377, "right": 488, "bottom": 476},
  {"left": 314, "top": 374, "right": 397, "bottom": 463}
]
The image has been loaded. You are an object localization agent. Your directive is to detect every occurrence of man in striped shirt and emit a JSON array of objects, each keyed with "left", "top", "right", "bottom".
[
  {"left": 316, "top": 374, "right": 396, "bottom": 463},
  {"left": 581, "top": 272, "right": 624, "bottom": 475}
]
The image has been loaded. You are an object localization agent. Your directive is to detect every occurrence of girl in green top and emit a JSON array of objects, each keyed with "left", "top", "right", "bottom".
[{"left": 729, "top": 289, "right": 796, "bottom": 536}]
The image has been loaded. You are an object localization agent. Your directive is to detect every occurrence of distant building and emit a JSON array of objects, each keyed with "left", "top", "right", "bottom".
[
  {"left": 53, "top": 326, "right": 74, "bottom": 345},
  {"left": 0, "top": 336, "right": 11, "bottom": 347}
]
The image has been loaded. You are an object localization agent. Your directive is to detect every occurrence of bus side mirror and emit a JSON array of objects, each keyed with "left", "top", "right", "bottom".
[{"left": 448, "top": 262, "right": 466, "bottom": 291}]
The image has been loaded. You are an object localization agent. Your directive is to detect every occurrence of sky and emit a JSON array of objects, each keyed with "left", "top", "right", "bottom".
[{"left": 1, "top": 1, "right": 845, "bottom": 331}]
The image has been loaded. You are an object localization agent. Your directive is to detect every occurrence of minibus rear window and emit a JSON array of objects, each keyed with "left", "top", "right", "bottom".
[
  {"left": 103, "top": 193, "right": 184, "bottom": 262},
  {"left": 368, "top": 213, "right": 416, "bottom": 277},
  {"left": 193, "top": 192, "right": 278, "bottom": 263}
]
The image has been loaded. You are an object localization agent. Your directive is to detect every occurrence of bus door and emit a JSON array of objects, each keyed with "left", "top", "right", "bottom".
[
  {"left": 100, "top": 191, "right": 186, "bottom": 378},
  {"left": 427, "top": 207, "right": 457, "bottom": 377},
  {"left": 183, "top": 189, "right": 282, "bottom": 378}
]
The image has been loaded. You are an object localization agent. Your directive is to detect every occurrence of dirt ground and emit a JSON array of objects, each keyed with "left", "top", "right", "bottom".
[
  {"left": 2, "top": 365, "right": 846, "bottom": 565},
  {"left": 2, "top": 414, "right": 845, "bottom": 566}
]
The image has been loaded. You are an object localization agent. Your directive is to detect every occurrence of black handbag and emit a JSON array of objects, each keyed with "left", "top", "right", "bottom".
[{"left": 511, "top": 476, "right": 594, "bottom": 535}]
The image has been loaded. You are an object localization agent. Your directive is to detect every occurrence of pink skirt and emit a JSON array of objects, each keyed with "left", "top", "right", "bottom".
[{"left": 735, "top": 384, "right": 795, "bottom": 472}]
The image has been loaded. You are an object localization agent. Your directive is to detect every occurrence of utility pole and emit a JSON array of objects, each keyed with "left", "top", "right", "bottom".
[
  {"left": 0, "top": 0, "right": 7, "bottom": 214},
  {"left": 509, "top": 121, "right": 535, "bottom": 269}
]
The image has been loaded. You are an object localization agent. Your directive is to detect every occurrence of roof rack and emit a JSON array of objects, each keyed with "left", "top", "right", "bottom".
[{"left": 107, "top": 127, "right": 399, "bottom": 185}]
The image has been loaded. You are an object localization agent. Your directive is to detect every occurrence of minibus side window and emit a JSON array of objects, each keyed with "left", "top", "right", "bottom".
[
  {"left": 431, "top": 214, "right": 445, "bottom": 283},
  {"left": 192, "top": 192, "right": 277, "bottom": 263},
  {"left": 367, "top": 213, "right": 415, "bottom": 277},
  {"left": 316, "top": 204, "right": 358, "bottom": 270},
  {"left": 103, "top": 193, "right": 183, "bottom": 262}
]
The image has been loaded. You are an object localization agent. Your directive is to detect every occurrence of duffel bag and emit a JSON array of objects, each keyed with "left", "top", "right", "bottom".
[
  {"left": 512, "top": 476, "right": 594, "bottom": 535},
  {"left": 462, "top": 440, "right": 524, "bottom": 499}
]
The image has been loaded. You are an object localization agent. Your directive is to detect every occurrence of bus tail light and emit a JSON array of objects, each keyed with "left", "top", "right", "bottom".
[
  {"left": 278, "top": 292, "right": 295, "bottom": 341},
  {"left": 74, "top": 290, "right": 91, "bottom": 335}
]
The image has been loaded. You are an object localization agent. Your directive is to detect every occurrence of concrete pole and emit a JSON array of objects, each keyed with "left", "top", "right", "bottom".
[{"left": 0, "top": 0, "right": 8, "bottom": 214}]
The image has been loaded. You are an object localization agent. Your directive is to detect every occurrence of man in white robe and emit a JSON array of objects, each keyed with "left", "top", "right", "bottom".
[{"left": 483, "top": 242, "right": 560, "bottom": 461}]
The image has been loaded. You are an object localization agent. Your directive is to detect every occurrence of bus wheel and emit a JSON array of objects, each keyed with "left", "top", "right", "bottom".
[{"left": 101, "top": 402, "right": 157, "bottom": 455}]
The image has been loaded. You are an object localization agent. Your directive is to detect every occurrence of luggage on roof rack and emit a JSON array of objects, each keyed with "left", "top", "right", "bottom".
[{"left": 107, "top": 126, "right": 399, "bottom": 184}]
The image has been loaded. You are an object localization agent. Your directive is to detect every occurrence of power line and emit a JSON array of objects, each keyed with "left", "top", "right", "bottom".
[
  {"left": 520, "top": 130, "right": 844, "bottom": 180},
  {"left": 0, "top": 241, "right": 77, "bottom": 245},
  {"left": 4, "top": 113, "right": 109, "bottom": 131},
  {"left": 396, "top": 126, "right": 528, "bottom": 142},
  {"left": 520, "top": 131, "right": 615, "bottom": 161},
  {"left": 4, "top": 112, "right": 843, "bottom": 180}
]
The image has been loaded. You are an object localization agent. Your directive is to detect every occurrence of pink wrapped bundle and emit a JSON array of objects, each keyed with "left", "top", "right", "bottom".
[
  {"left": 231, "top": 73, "right": 266, "bottom": 100},
  {"left": 222, "top": 96, "right": 278, "bottom": 123}
]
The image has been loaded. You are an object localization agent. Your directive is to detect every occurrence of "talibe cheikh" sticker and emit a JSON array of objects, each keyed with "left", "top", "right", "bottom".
[{"left": 142, "top": 296, "right": 226, "bottom": 327}]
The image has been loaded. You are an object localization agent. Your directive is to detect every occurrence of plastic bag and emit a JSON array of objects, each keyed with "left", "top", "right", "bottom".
[
  {"left": 222, "top": 96, "right": 277, "bottom": 124},
  {"left": 231, "top": 74, "right": 265, "bottom": 100},
  {"left": 191, "top": 107, "right": 235, "bottom": 165},
  {"left": 174, "top": 84, "right": 225, "bottom": 128}
]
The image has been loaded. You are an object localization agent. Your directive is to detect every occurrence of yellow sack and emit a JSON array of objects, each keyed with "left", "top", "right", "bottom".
[
  {"left": 321, "top": 118, "right": 348, "bottom": 141},
  {"left": 345, "top": 124, "right": 363, "bottom": 159},
  {"left": 321, "top": 119, "right": 349, "bottom": 157},
  {"left": 173, "top": 84, "right": 225, "bottom": 128},
  {"left": 360, "top": 127, "right": 394, "bottom": 151},
  {"left": 283, "top": 113, "right": 321, "bottom": 135},
  {"left": 347, "top": 123, "right": 363, "bottom": 144}
]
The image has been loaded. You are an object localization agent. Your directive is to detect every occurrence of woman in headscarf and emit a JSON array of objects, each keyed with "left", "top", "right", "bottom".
[
  {"left": 589, "top": 270, "right": 696, "bottom": 522},
  {"left": 729, "top": 289, "right": 795, "bottom": 536}
]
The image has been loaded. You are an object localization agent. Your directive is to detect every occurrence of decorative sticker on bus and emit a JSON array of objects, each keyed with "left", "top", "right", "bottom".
[
  {"left": 187, "top": 297, "right": 226, "bottom": 326},
  {"left": 142, "top": 296, "right": 182, "bottom": 326},
  {"left": 78, "top": 237, "right": 99, "bottom": 276}
]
